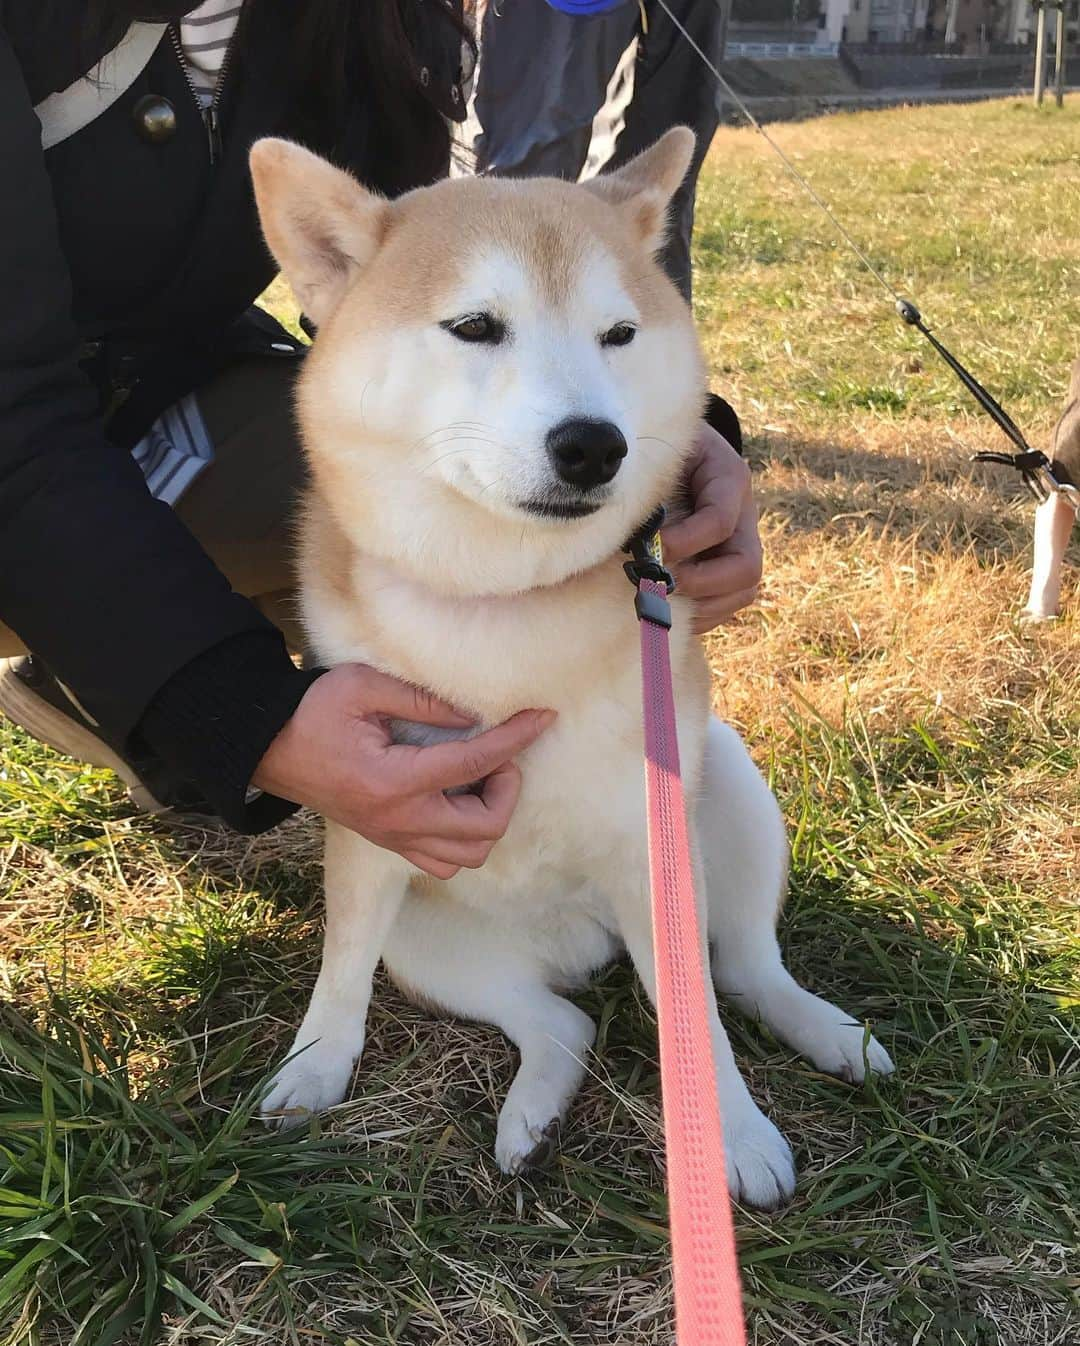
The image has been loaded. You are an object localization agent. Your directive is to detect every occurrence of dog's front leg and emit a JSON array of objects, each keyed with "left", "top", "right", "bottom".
[
  {"left": 1024, "top": 490, "right": 1076, "bottom": 621},
  {"left": 261, "top": 822, "right": 411, "bottom": 1124},
  {"left": 610, "top": 852, "right": 797, "bottom": 1212}
]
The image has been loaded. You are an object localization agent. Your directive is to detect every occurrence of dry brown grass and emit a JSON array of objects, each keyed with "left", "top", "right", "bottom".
[
  {"left": 714, "top": 420, "right": 1077, "bottom": 737},
  {"left": 2, "top": 100, "right": 1078, "bottom": 1346}
]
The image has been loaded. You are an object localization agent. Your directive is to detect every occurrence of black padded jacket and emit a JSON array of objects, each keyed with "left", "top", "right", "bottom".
[{"left": 0, "top": 0, "right": 465, "bottom": 830}]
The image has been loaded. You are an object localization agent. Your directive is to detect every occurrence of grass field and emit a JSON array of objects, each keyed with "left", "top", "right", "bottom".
[{"left": 2, "top": 98, "right": 1079, "bottom": 1346}]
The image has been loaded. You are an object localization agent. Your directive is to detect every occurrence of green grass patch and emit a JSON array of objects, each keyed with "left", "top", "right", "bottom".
[{"left": 3, "top": 98, "right": 1080, "bottom": 1343}]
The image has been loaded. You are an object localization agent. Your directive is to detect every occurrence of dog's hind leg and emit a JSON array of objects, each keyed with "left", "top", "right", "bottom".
[
  {"left": 699, "top": 718, "right": 894, "bottom": 1084},
  {"left": 261, "top": 824, "right": 411, "bottom": 1124},
  {"left": 1024, "top": 491, "right": 1076, "bottom": 621},
  {"left": 383, "top": 898, "right": 598, "bottom": 1175}
]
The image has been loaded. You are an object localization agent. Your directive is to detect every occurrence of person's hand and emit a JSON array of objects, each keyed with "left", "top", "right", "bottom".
[
  {"left": 253, "top": 664, "right": 555, "bottom": 879},
  {"left": 661, "top": 423, "right": 763, "bottom": 635}
]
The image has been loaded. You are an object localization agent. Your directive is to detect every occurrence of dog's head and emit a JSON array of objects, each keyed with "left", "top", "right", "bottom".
[{"left": 250, "top": 131, "right": 706, "bottom": 595}]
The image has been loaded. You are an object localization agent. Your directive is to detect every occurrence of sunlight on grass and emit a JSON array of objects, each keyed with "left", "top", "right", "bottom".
[{"left": 2, "top": 99, "right": 1078, "bottom": 1345}]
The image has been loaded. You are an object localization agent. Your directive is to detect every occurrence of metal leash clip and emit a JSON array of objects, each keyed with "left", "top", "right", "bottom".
[{"left": 971, "top": 449, "right": 1080, "bottom": 508}]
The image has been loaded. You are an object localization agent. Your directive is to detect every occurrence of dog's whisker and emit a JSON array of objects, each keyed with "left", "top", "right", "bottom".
[
  {"left": 425, "top": 438, "right": 508, "bottom": 452},
  {"left": 422, "top": 441, "right": 513, "bottom": 473},
  {"left": 417, "top": 434, "right": 512, "bottom": 458},
  {"left": 414, "top": 421, "right": 505, "bottom": 449},
  {"left": 424, "top": 448, "right": 469, "bottom": 466},
  {"left": 424, "top": 447, "right": 480, "bottom": 470},
  {"left": 424, "top": 438, "right": 501, "bottom": 452}
]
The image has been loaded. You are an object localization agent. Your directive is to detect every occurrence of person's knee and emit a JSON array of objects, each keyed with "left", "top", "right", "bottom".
[{"left": 0, "top": 624, "right": 27, "bottom": 659}]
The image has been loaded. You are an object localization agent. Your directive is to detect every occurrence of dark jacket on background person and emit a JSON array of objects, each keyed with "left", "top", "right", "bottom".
[
  {"left": 0, "top": 1, "right": 465, "bottom": 829},
  {"left": 469, "top": 0, "right": 721, "bottom": 298}
]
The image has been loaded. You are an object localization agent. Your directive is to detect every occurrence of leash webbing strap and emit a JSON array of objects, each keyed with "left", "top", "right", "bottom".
[{"left": 638, "top": 572, "right": 747, "bottom": 1346}]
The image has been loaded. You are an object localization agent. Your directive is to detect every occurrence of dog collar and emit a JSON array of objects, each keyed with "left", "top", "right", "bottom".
[{"left": 622, "top": 505, "right": 675, "bottom": 619}]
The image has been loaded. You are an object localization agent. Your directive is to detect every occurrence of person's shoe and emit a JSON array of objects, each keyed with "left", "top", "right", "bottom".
[{"left": 0, "top": 655, "right": 207, "bottom": 814}]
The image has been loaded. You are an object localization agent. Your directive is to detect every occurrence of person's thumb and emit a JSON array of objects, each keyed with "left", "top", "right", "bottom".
[
  {"left": 343, "top": 664, "right": 475, "bottom": 728},
  {"left": 397, "top": 709, "right": 557, "bottom": 793}
]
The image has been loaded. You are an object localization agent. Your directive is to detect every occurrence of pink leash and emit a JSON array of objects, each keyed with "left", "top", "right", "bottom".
[{"left": 628, "top": 523, "right": 747, "bottom": 1346}]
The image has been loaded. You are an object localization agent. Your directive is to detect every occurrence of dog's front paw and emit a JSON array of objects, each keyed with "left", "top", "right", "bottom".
[
  {"left": 793, "top": 1001, "right": 894, "bottom": 1083},
  {"left": 1021, "top": 605, "right": 1059, "bottom": 624},
  {"left": 813, "top": 1024, "right": 894, "bottom": 1084},
  {"left": 495, "top": 1106, "right": 562, "bottom": 1176},
  {"left": 724, "top": 1107, "right": 796, "bottom": 1211},
  {"left": 765, "top": 991, "right": 895, "bottom": 1084},
  {"left": 260, "top": 1040, "right": 356, "bottom": 1126}
]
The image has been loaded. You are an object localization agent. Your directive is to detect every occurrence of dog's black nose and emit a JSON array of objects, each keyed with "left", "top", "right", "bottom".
[{"left": 547, "top": 418, "right": 628, "bottom": 490}]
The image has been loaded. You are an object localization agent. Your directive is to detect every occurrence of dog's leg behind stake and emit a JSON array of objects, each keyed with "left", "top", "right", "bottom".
[{"left": 630, "top": 526, "right": 747, "bottom": 1345}]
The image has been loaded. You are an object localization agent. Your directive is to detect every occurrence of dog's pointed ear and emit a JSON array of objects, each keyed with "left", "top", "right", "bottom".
[
  {"left": 583, "top": 127, "right": 695, "bottom": 255},
  {"left": 250, "top": 138, "right": 389, "bottom": 327}
]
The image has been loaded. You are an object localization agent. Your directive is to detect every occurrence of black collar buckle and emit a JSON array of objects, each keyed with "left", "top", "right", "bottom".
[{"left": 622, "top": 505, "right": 676, "bottom": 593}]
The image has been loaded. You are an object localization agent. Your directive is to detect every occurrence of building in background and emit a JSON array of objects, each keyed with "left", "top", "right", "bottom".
[
  {"left": 821, "top": 0, "right": 853, "bottom": 42},
  {"left": 921, "top": 2, "right": 1078, "bottom": 46},
  {"left": 732, "top": 1, "right": 934, "bottom": 46},
  {"left": 834, "top": 0, "right": 870, "bottom": 41},
  {"left": 925, "top": 0, "right": 993, "bottom": 44},
  {"left": 1004, "top": 0, "right": 1080, "bottom": 45},
  {"left": 864, "top": 1, "right": 931, "bottom": 42},
  {"left": 729, "top": 1, "right": 822, "bottom": 47},
  {"left": 728, "top": 0, "right": 1076, "bottom": 49}
]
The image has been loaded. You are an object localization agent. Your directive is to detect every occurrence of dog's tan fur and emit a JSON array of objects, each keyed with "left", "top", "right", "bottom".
[{"left": 249, "top": 131, "right": 893, "bottom": 1209}]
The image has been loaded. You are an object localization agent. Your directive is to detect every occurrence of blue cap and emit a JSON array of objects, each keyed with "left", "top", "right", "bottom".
[{"left": 544, "top": 1, "right": 633, "bottom": 13}]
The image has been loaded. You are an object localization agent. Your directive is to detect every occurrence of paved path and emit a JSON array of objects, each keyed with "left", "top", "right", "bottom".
[{"left": 721, "top": 85, "right": 1080, "bottom": 124}]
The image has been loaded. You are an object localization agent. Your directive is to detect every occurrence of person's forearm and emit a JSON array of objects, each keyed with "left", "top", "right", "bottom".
[{"left": 134, "top": 631, "right": 325, "bottom": 833}]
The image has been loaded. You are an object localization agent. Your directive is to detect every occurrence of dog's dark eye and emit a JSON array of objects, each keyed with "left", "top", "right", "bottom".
[
  {"left": 442, "top": 313, "right": 506, "bottom": 345},
  {"left": 601, "top": 322, "right": 637, "bottom": 348}
]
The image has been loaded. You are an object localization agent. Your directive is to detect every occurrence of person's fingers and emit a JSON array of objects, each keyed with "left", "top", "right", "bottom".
[
  {"left": 672, "top": 544, "right": 762, "bottom": 602},
  {"left": 662, "top": 477, "right": 748, "bottom": 564},
  {"left": 441, "top": 760, "right": 523, "bottom": 839},
  {"left": 402, "top": 836, "right": 494, "bottom": 869},
  {"left": 691, "top": 587, "right": 760, "bottom": 634},
  {"left": 393, "top": 762, "right": 520, "bottom": 846},
  {"left": 400, "top": 850, "right": 461, "bottom": 880},
  {"left": 660, "top": 432, "right": 749, "bottom": 564},
  {"left": 346, "top": 664, "right": 475, "bottom": 728},
  {"left": 393, "top": 708, "right": 556, "bottom": 793}
]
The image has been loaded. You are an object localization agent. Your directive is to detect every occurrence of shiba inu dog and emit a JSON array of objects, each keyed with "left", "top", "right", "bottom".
[
  {"left": 249, "top": 129, "right": 894, "bottom": 1211},
  {"left": 1024, "top": 358, "right": 1080, "bottom": 622}
]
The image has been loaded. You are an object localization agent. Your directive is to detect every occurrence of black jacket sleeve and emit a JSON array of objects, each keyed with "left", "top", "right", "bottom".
[
  {"left": 0, "top": 24, "right": 310, "bottom": 822},
  {"left": 137, "top": 631, "right": 324, "bottom": 833}
]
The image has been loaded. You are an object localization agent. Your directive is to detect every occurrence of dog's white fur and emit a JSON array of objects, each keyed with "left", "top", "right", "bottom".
[
  {"left": 1024, "top": 358, "right": 1079, "bottom": 621},
  {"left": 249, "top": 131, "right": 893, "bottom": 1211},
  {"left": 1026, "top": 491, "right": 1076, "bottom": 621}
]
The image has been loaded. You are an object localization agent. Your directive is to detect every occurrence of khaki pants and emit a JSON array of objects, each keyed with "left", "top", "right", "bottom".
[{"left": 0, "top": 356, "right": 306, "bottom": 658}]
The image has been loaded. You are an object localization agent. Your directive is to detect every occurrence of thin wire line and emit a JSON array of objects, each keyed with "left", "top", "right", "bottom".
[
  {"left": 653, "top": 0, "right": 905, "bottom": 303},
  {"left": 658, "top": 3, "right": 1061, "bottom": 474}
]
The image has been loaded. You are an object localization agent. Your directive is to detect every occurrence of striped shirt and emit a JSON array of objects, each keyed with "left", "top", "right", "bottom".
[
  {"left": 179, "top": 0, "right": 243, "bottom": 104},
  {"left": 132, "top": 393, "right": 215, "bottom": 506}
]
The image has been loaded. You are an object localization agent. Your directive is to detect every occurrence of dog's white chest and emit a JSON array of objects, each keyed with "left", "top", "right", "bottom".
[{"left": 305, "top": 553, "right": 707, "bottom": 917}]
